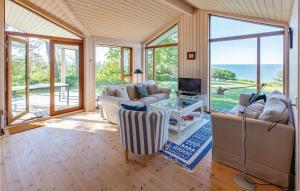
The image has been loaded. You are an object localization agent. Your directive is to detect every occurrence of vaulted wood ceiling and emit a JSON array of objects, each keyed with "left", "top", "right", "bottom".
[
  {"left": 7, "top": 0, "right": 294, "bottom": 42},
  {"left": 186, "top": 0, "right": 294, "bottom": 22}
]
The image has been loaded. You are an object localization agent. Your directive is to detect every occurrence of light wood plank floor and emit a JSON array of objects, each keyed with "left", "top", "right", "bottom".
[{"left": 1, "top": 112, "right": 283, "bottom": 191}]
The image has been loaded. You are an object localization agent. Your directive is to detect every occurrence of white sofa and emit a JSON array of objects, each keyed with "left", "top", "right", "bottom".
[
  {"left": 99, "top": 80, "right": 171, "bottom": 124},
  {"left": 211, "top": 92, "right": 295, "bottom": 187}
]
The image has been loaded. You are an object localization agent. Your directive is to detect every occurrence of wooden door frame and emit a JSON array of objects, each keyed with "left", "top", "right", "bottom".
[
  {"left": 6, "top": 36, "right": 30, "bottom": 124},
  {"left": 121, "top": 47, "right": 133, "bottom": 84},
  {"left": 49, "top": 40, "right": 84, "bottom": 116}
]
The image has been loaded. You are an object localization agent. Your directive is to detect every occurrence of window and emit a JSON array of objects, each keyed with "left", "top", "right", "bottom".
[
  {"left": 146, "top": 25, "right": 178, "bottom": 94},
  {"left": 95, "top": 45, "right": 133, "bottom": 95},
  {"left": 209, "top": 16, "right": 285, "bottom": 112}
]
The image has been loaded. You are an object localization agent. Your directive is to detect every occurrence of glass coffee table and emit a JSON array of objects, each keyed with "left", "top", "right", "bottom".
[{"left": 150, "top": 97, "right": 205, "bottom": 137}]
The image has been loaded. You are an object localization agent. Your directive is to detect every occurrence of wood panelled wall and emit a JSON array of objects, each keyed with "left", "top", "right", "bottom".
[{"left": 178, "top": 9, "right": 209, "bottom": 93}]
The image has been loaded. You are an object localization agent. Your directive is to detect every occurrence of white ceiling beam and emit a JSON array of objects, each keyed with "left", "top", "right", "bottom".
[
  {"left": 11, "top": 0, "right": 85, "bottom": 38},
  {"left": 160, "top": 0, "right": 195, "bottom": 16},
  {"left": 56, "top": 0, "right": 90, "bottom": 37}
]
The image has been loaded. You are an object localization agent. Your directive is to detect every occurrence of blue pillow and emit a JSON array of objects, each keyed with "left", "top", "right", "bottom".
[
  {"left": 121, "top": 104, "right": 147, "bottom": 112},
  {"left": 134, "top": 84, "right": 148, "bottom": 99}
]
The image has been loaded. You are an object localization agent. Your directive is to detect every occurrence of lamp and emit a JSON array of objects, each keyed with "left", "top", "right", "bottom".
[
  {"left": 217, "top": 83, "right": 266, "bottom": 190},
  {"left": 134, "top": 69, "right": 143, "bottom": 83}
]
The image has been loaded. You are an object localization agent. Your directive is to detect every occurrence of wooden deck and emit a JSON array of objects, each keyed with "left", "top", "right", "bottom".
[{"left": 1, "top": 112, "right": 282, "bottom": 191}]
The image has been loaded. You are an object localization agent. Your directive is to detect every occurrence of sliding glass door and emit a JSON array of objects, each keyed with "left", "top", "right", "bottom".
[
  {"left": 50, "top": 41, "right": 83, "bottom": 115},
  {"left": 209, "top": 15, "right": 285, "bottom": 112},
  {"left": 6, "top": 36, "right": 29, "bottom": 123}
]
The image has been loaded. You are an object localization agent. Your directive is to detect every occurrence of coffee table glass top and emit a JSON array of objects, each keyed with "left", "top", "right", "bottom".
[{"left": 151, "top": 97, "right": 200, "bottom": 111}]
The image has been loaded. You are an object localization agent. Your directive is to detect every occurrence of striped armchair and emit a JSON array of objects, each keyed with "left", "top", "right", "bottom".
[{"left": 118, "top": 108, "right": 170, "bottom": 166}]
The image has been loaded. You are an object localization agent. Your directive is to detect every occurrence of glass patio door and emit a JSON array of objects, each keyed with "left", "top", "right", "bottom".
[
  {"left": 6, "top": 37, "right": 29, "bottom": 123},
  {"left": 50, "top": 41, "right": 83, "bottom": 115}
]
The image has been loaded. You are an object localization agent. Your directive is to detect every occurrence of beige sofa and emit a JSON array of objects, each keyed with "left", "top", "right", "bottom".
[
  {"left": 211, "top": 93, "right": 295, "bottom": 187},
  {"left": 99, "top": 80, "right": 171, "bottom": 124}
]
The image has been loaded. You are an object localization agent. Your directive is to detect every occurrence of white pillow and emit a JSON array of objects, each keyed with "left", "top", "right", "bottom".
[
  {"left": 234, "top": 99, "right": 265, "bottom": 119},
  {"left": 115, "top": 87, "right": 130, "bottom": 100},
  {"left": 258, "top": 92, "right": 289, "bottom": 124}
]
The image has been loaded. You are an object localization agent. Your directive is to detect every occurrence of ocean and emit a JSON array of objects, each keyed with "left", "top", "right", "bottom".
[{"left": 212, "top": 64, "right": 283, "bottom": 82}]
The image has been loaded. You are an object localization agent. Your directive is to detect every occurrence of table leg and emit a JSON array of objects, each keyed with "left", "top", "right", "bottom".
[
  {"left": 178, "top": 116, "right": 181, "bottom": 137},
  {"left": 59, "top": 87, "right": 62, "bottom": 101},
  {"left": 67, "top": 86, "right": 70, "bottom": 106}
]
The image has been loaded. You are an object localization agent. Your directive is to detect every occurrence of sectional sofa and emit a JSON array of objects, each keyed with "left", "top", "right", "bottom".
[{"left": 99, "top": 80, "right": 171, "bottom": 124}]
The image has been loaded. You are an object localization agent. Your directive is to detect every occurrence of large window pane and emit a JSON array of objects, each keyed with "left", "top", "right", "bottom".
[
  {"left": 28, "top": 38, "right": 50, "bottom": 116},
  {"left": 54, "top": 44, "right": 80, "bottom": 110},
  {"left": 95, "top": 46, "right": 121, "bottom": 94},
  {"left": 210, "top": 16, "right": 283, "bottom": 39},
  {"left": 123, "top": 47, "right": 132, "bottom": 84},
  {"left": 260, "top": 35, "right": 284, "bottom": 94},
  {"left": 210, "top": 39, "right": 257, "bottom": 112},
  {"left": 11, "top": 41, "right": 27, "bottom": 117},
  {"left": 146, "top": 48, "right": 154, "bottom": 80},
  {"left": 155, "top": 46, "right": 178, "bottom": 94},
  {"left": 148, "top": 25, "right": 178, "bottom": 46}
]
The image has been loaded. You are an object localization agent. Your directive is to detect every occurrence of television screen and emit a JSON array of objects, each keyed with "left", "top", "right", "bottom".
[{"left": 178, "top": 78, "right": 201, "bottom": 94}]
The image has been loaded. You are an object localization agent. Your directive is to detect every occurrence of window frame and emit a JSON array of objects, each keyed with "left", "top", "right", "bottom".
[
  {"left": 145, "top": 24, "right": 178, "bottom": 81},
  {"left": 95, "top": 45, "right": 133, "bottom": 86},
  {"left": 209, "top": 14, "right": 287, "bottom": 111}
]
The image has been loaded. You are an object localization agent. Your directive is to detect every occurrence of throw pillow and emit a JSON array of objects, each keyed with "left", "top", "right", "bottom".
[
  {"left": 121, "top": 104, "right": 147, "bottom": 112},
  {"left": 258, "top": 92, "right": 289, "bottom": 124},
  {"left": 115, "top": 87, "right": 130, "bottom": 100},
  {"left": 126, "top": 85, "right": 136, "bottom": 100},
  {"left": 105, "top": 87, "right": 116, "bottom": 96},
  {"left": 238, "top": 99, "right": 265, "bottom": 119},
  {"left": 147, "top": 84, "right": 160, "bottom": 95},
  {"left": 134, "top": 84, "right": 148, "bottom": 99}
]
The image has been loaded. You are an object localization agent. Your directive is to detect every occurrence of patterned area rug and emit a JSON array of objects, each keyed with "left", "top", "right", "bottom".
[{"left": 161, "top": 114, "right": 212, "bottom": 171}]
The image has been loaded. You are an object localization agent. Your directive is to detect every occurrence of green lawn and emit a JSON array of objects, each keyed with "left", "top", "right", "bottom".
[{"left": 210, "top": 79, "right": 283, "bottom": 112}]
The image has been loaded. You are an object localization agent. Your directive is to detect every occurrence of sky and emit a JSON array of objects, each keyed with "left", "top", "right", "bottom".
[{"left": 210, "top": 16, "right": 284, "bottom": 65}]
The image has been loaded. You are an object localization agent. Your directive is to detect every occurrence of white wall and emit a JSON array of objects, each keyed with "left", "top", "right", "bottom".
[
  {"left": 289, "top": 0, "right": 299, "bottom": 190},
  {"left": 84, "top": 35, "right": 143, "bottom": 111}
]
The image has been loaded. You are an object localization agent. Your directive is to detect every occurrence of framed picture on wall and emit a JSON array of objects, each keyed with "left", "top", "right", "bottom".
[{"left": 187, "top": 52, "right": 196, "bottom": 60}]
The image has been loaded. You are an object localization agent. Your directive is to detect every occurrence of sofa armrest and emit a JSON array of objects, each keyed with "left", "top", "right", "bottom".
[
  {"left": 160, "top": 88, "right": 171, "bottom": 95},
  {"left": 99, "top": 95, "right": 126, "bottom": 107},
  {"left": 211, "top": 113, "right": 294, "bottom": 173}
]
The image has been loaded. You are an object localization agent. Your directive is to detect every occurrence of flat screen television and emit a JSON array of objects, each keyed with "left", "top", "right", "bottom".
[{"left": 178, "top": 78, "right": 201, "bottom": 95}]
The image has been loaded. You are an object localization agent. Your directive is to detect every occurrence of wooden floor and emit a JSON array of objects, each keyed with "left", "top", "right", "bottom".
[{"left": 1, "top": 112, "right": 283, "bottom": 191}]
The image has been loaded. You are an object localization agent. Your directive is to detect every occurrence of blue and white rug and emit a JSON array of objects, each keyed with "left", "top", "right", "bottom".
[{"left": 161, "top": 114, "right": 212, "bottom": 171}]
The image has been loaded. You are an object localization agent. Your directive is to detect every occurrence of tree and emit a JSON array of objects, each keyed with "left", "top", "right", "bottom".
[
  {"left": 211, "top": 68, "right": 236, "bottom": 80},
  {"left": 274, "top": 70, "right": 283, "bottom": 83},
  {"left": 96, "top": 48, "right": 121, "bottom": 86}
]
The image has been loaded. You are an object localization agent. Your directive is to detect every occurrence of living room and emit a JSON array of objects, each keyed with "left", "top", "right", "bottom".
[{"left": 0, "top": 0, "right": 299, "bottom": 191}]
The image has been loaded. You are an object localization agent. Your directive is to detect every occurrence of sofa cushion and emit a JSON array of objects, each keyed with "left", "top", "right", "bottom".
[
  {"left": 134, "top": 84, "right": 148, "bottom": 99},
  {"left": 258, "top": 91, "right": 289, "bottom": 124},
  {"left": 115, "top": 87, "right": 130, "bottom": 100},
  {"left": 147, "top": 84, "right": 160, "bottom": 95},
  {"left": 104, "top": 87, "right": 117, "bottom": 96},
  {"left": 139, "top": 97, "right": 158, "bottom": 106},
  {"left": 126, "top": 85, "right": 136, "bottom": 100},
  {"left": 121, "top": 103, "right": 147, "bottom": 112},
  {"left": 149, "top": 93, "right": 169, "bottom": 101},
  {"left": 241, "top": 99, "right": 265, "bottom": 119}
]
